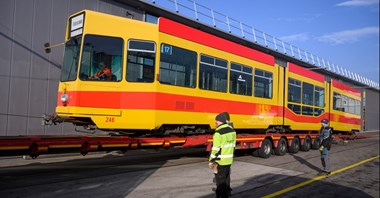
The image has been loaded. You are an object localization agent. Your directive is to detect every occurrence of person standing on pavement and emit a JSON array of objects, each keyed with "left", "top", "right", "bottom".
[
  {"left": 209, "top": 112, "right": 236, "bottom": 197},
  {"left": 318, "top": 118, "right": 333, "bottom": 175},
  {"left": 221, "top": 112, "right": 234, "bottom": 129},
  {"left": 220, "top": 112, "right": 233, "bottom": 194}
]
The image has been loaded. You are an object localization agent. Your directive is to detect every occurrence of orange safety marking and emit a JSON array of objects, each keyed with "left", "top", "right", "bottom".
[
  {"left": 237, "top": 138, "right": 265, "bottom": 141},
  {"left": 140, "top": 142, "right": 163, "bottom": 146},
  {"left": 0, "top": 146, "right": 29, "bottom": 150},
  {"left": 101, "top": 144, "right": 130, "bottom": 148},
  {"left": 49, "top": 144, "right": 81, "bottom": 149},
  {"left": 170, "top": 140, "right": 186, "bottom": 144}
]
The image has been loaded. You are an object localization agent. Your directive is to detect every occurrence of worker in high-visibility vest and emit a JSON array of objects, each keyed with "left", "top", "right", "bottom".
[
  {"left": 318, "top": 118, "right": 333, "bottom": 175},
  {"left": 209, "top": 112, "right": 236, "bottom": 197}
]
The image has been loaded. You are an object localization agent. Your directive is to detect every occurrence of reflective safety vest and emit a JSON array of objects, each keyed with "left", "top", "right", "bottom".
[
  {"left": 209, "top": 123, "right": 236, "bottom": 166},
  {"left": 319, "top": 126, "right": 332, "bottom": 150}
]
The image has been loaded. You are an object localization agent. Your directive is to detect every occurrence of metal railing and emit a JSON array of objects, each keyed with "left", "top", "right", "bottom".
[{"left": 148, "top": 0, "right": 379, "bottom": 90}]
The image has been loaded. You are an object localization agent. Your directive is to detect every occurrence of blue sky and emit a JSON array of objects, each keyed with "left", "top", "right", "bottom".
[
  {"left": 200, "top": 0, "right": 380, "bottom": 84},
  {"left": 157, "top": 0, "right": 379, "bottom": 85}
]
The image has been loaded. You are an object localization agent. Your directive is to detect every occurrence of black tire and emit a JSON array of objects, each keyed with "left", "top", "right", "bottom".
[
  {"left": 258, "top": 139, "right": 273, "bottom": 158},
  {"left": 288, "top": 137, "right": 300, "bottom": 153},
  {"left": 301, "top": 136, "right": 311, "bottom": 152},
  {"left": 312, "top": 137, "right": 320, "bottom": 150},
  {"left": 274, "top": 138, "right": 287, "bottom": 156},
  {"left": 252, "top": 149, "right": 259, "bottom": 157}
]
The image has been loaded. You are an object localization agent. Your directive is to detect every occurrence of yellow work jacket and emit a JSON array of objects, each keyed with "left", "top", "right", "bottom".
[{"left": 209, "top": 123, "right": 236, "bottom": 166}]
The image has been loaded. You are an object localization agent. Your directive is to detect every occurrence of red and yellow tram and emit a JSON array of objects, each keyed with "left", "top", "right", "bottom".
[{"left": 55, "top": 10, "right": 361, "bottom": 135}]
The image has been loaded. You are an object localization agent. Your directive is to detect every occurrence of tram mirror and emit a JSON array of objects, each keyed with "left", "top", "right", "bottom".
[{"left": 44, "top": 43, "right": 51, "bottom": 54}]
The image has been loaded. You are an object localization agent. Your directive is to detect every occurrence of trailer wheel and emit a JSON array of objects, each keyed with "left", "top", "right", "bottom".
[
  {"left": 289, "top": 137, "right": 300, "bottom": 153},
  {"left": 312, "top": 137, "right": 320, "bottom": 150},
  {"left": 252, "top": 149, "right": 259, "bottom": 157},
  {"left": 301, "top": 136, "right": 311, "bottom": 151},
  {"left": 257, "top": 139, "right": 273, "bottom": 158},
  {"left": 274, "top": 138, "right": 287, "bottom": 156}
]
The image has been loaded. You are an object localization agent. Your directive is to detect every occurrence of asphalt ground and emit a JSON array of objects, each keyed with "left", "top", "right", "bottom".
[{"left": 0, "top": 131, "right": 378, "bottom": 198}]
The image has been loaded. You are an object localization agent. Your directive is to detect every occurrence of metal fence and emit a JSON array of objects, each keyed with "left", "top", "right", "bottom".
[{"left": 147, "top": 0, "right": 379, "bottom": 90}]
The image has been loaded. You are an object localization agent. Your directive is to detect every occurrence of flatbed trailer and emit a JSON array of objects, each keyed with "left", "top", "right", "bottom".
[
  {"left": 0, "top": 133, "right": 324, "bottom": 159},
  {"left": 0, "top": 133, "right": 369, "bottom": 159}
]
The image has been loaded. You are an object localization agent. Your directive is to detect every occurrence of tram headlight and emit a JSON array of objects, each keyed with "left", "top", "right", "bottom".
[{"left": 61, "top": 93, "right": 69, "bottom": 104}]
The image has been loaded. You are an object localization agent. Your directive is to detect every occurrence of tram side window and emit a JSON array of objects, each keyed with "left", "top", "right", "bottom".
[
  {"left": 314, "top": 108, "right": 325, "bottom": 116},
  {"left": 348, "top": 98, "right": 355, "bottom": 114},
  {"left": 313, "top": 85, "right": 325, "bottom": 116},
  {"left": 159, "top": 44, "right": 197, "bottom": 88},
  {"left": 79, "top": 35, "right": 123, "bottom": 81},
  {"left": 199, "top": 54, "right": 227, "bottom": 92},
  {"left": 341, "top": 95, "right": 348, "bottom": 112},
  {"left": 314, "top": 86, "right": 324, "bottom": 107},
  {"left": 302, "top": 106, "right": 314, "bottom": 116},
  {"left": 127, "top": 40, "right": 156, "bottom": 83},
  {"left": 230, "top": 62, "right": 252, "bottom": 96},
  {"left": 355, "top": 100, "right": 361, "bottom": 115},
  {"left": 288, "top": 78, "right": 301, "bottom": 103},
  {"left": 61, "top": 37, "right": 81, "bottom": 82},
  {"left": 288, "top": 104, "right": 301, "bottom": 114},
  {"left": 302, "top": 82, "right": 314, "bottom": 105},
  {"left": 254, "top": 69, "right": 273, "bottom": 98},
  {"left": 333, "top": 92, "right": 342, "bottom": 111}
]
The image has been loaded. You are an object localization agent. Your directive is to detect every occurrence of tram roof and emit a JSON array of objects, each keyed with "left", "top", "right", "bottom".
[{"left": 116, "top": 0, "right": 379, "bottom": 91}]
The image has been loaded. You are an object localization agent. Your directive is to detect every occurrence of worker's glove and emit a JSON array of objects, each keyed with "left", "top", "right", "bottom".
[
  {"left": 319, "top": 145, "right": 324, "bottom": 152},
  {"left": 208, "top": 162, "right": 218, "bottom": 174}
]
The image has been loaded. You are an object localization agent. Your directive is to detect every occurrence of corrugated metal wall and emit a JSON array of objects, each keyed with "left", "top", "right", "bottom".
[
  {"left": 363, "top": 89, "right": 380, "bottom": 131},
  {"left": 0, "top": 0, "right": 378, "bottom": 136},
  {"left": 0, "top": 0, "right": 142, "bottom": 135}
]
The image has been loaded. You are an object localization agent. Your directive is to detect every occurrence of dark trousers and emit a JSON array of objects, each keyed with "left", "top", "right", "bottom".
[
  {"left": 320, "top": 147, "right": 330, "bottom": 172},
  {"left": 215, "top": 165, "right": 231, "bottom": 198}
]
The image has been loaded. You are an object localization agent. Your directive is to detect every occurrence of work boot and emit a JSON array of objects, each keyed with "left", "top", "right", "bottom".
[
  {"left": 318, "top": 170, "right": 331, "bottom": 176},
  {"left": 323, "top": 170, "right": 331, "bottom": 175}
]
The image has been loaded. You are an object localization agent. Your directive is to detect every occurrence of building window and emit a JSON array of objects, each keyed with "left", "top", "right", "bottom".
[
  {"left": 159, "top": 44, "right": 197, "bottom": 88},
  {"left": 145, "top": 13, "right": 158, "bottom": 24},
  {"left": 274, "top": 57, "right": 287, "bottom": 67},
  {"left": 199, "top": 54, "right": 228, "bottom": 92},
  {"left": 127, "top": 40, "right": 156, "bottom": 82},
  {"left": 254, "top": 69, "right": 273, "bottom": 98},
  {"left": 230, "top": 62, "right": 252, "bottom": 96}
]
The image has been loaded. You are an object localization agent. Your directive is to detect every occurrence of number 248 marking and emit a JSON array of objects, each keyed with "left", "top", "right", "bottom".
[{"left": 106, "top": 117, "right": 115, "bottom": 123}]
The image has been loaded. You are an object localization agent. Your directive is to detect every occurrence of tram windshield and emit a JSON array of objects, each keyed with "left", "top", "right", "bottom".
[
  {"left": 60, "top": 37, "right": 81, "bottom": 82},
  {"left": 79, "top": 35, "right": 123, "bottom": 81}
]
